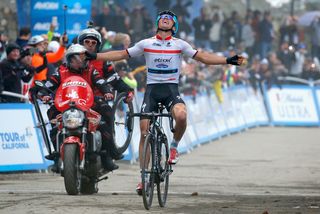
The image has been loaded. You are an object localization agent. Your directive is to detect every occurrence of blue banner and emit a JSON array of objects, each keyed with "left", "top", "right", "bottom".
[{"left": 30, "top": 0, "right": 91, "bottom": 41}]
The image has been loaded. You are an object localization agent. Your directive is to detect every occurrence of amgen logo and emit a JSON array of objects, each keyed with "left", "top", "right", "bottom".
[
  {"left": 34, "top": 2, "right": 59, "bottom": 10},
  {"left": 34, "top": 22, "right": 51, "bottom": 31},
  {"left": 68, "top": 2, "right": 88, "bottom": 15}
]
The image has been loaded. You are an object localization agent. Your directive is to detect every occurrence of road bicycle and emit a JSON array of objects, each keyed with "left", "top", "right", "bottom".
[{"left": 131, "top": 104, "right": 174, "bottom": 210}]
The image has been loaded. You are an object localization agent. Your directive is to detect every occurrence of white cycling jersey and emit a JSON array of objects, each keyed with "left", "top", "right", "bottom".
[{"left": 127, "top": 35, "right": 198, "bottom": 84}]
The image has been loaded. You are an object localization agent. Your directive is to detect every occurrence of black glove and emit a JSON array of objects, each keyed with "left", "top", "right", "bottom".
[
  {"left": 226, "top": 55, "right": 240, "bottom": 66},
  {"left": 85, "top": 51, "right": 97, "bottom": 61}
]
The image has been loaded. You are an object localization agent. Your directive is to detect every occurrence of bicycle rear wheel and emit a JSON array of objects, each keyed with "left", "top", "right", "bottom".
[
  {"left": 156, "top": 134, "right": 170, "bottom": 207},
  {"left": 111, "top": 92, "right": 134, "bottom": 154},
  {"left": 141, "top": 133, "right": 155, "bottom": 210}
]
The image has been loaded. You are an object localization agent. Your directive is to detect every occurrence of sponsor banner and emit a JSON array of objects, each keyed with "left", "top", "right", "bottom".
[
  {"left": 266, "top": 86, "right": 319, "bottom": 125},
  {"left": 313, "top": 87, "right": 320, "bottom": 123},
  {"left": 0, "top": 104, "right": 47, "bottom": 171},
  {"left": 209, "top": 93, "right": 229, "bottom": 136},
  {"left": 228, "top": 86, "right": 247, "bottom": 130},
  {"left": 221, "top": 90, "right": 241, "bottom": 132},
  {"left": 30, "top": 0, "right": 91, "bottom": 41},
  {"left": 247, "top": 87, "right": 269, "bottom": 124}
]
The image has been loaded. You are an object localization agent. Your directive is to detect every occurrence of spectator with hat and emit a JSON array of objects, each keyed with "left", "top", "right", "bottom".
[{"left": 0, "top": 43, "right": 35, "bottom": 102}]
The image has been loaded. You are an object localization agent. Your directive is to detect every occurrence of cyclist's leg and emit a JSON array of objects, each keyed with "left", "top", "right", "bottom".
[
  {"left": 171, "top": 103, "right": 187, "bottom": 142},
  {"left": 165, "top": 84, "right": 187, "bottom": 164}
]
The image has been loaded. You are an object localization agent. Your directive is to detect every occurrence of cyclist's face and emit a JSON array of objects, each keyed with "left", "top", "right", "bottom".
[{"left": 158, "top": 14, "right": 175, "bottom": 30}]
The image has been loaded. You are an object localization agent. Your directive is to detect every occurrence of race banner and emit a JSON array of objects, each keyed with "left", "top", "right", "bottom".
[
  {"left": 30, "top": 0, "right": 91, "bottom": 42},
  {"left": 266, "top": 86, "right": 319, "bottom": 125},
  {"left": 0, "top": 104, "right": 47, "bottom": 171}
]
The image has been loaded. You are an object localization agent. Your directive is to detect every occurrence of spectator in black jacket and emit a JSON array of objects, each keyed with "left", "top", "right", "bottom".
[{"left": 0, "top": 43, "right": 43, "bottom": 103}]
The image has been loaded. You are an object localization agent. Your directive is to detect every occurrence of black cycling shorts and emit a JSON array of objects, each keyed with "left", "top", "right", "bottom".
[{"left": 140, "top": 83, "right": 185, "bottom": 117}]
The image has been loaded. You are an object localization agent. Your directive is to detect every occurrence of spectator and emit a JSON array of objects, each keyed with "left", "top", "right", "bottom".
[
  {"left": 301, "top": 57, "right": 320, "bottom": 81},
  {"left": 277, "top": 41, "right": 296, "bottom": 71},
  {"left": 0, "top": 32, "right": 8, "bottom": 60},
  {"left": 177, "top": 15, "right": 192, "bottom": 39},
  {"left": 95, "top": 5, "right": 114, "bottom": 31},
  {"left": 28, "top": 34, "right": 66, "bottom": 84},
  {"left": 311, "top": 16, "right": 320, "bottom": 60},
  {"left": 209, "top": 13, "right": 223, "bottom": 52},
  {"left": 259, "top": 11, "right": 274, "bottom": 59},
  {"left": 0, "top": 43, "right": 34, "bottom": 102},
  {"left": 154, "top": 0, "right": 171, "bottom": 13},
  {"left": 241, "top": 17, "right": 255, "bottom": 59},
  {"left": 171, "top": 0, "right": 191, "bottom": 18},
  {"left": 114, "top": 60, "right": 137, "bottom": 89},
  {"left": 111, "top": 33, "right": 131, "bottom": 50},
  {"left": 288, "top": 43, "right": 307, "bottom": 78},
  {"left": 15, "top": 27, "right": 31, "bottom": 48},
  {"left": 192, "top": 8, "right": 211, "bottom": 49}
]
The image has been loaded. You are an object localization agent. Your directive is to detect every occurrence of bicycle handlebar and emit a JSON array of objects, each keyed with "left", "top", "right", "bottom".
[{"left": 130, "top": 112, "right": 175, "bottom": 133}]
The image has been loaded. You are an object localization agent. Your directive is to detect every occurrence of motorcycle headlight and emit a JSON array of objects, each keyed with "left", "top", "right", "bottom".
[{"left": 62, "top": 109, "right": 85, "bottom": 129}]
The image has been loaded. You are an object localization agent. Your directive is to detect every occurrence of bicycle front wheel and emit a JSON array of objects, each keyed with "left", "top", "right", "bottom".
[
  {"left": 141, "top": 133, "right": 155, "bottom": 210},
  {"left": 111, "top": 92, "right": 134, "bottom": 154},
  {"left": 157, "top": 134, "right": 170, "bottom": 207}
]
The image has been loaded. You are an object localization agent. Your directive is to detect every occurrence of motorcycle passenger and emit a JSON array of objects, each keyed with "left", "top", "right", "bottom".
[
  {"left": 78, "top": 27, "right": 134, "bottom": 164},
  {"left": 39, "top": 44, "right": 119, "bottom": 172},
  {"left": 85, "top": 10, "right": 246, "bottom": 194}
]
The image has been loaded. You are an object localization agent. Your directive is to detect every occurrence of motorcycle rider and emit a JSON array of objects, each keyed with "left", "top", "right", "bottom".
[
  {"left": 77, "top": 27, "right": 134, "bottom": 164},
  {"left": 38, "top": 44, "right": 119, "bottom": 172}
]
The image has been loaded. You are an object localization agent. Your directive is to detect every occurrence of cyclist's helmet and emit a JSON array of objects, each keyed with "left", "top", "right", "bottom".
[
  {"left": 156, "top": 10, "right": 179, "bottom": 36},
  {"left": 28, "top": 35, "right": 45, "bottom": 46},
  {"left": 77, "top": 28, "right": 102, "bottom": 51},
  {"left": 65, "top": 44, "right": 88, "bottom": 73}
]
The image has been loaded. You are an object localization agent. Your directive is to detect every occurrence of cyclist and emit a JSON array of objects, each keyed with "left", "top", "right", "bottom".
[
  {"left": 77, "top": 27, "right": 134, "bottom": 168},
  {"left": 85, "top": 10, "right": 246, "bottom": 193}
]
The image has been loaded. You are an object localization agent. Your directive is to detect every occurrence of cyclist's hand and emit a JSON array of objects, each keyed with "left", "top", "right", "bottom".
[
  {"left": 125, "top": 91, "right": 134, "bottom": 103},
  {"left": 104, "top": 92, "right": 114, "bottom": 101},
  {"left": 226, "top": 55, "right": 247, "bottom": 66}
]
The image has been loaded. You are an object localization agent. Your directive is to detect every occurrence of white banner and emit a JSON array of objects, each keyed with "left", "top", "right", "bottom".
[
  {"left": 266, "top": 87, "right": 319, "bottom": 124},
  {"left": 0, "top": 104, "right": 46, "bottom": 171}
]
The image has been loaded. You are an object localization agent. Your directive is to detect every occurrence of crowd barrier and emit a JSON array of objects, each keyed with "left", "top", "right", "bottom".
[{"left": 1, "top": 81, "right": 320, "bottom": 171}]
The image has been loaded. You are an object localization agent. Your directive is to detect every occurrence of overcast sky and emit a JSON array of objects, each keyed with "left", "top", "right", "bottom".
[{"left": 266, "top": 0, "right": 291, "bottom": 7}]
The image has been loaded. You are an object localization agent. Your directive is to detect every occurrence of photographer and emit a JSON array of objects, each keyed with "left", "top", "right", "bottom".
[{"left": 0, "top": 43, "right": 40, "bottom": 103}]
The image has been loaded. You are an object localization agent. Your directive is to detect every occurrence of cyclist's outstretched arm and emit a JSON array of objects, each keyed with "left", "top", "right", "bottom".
[
  {"left": 96, "top": 50, "right": 130, "bottom": 62},
  {"left": 194, "top": 51, "right": 246, "bottom": 66}
]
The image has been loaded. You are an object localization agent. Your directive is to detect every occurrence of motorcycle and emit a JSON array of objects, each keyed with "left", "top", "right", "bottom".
[{"left": 30, "top": 76, "right": 111, "bottom": 195}]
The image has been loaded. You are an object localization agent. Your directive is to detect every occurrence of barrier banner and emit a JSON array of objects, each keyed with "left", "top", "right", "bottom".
[
  {"left": 30, "top": 0, "right": 91, "bottom": 41},
  {"left": 248, "top": 87, "right": 269, "bottom": 125},
  {"left": 0, "top": 104, "right": 47, "bottom": 171},
  {"left": 266, "top": 86, "right": 319, "bottom": 125}
]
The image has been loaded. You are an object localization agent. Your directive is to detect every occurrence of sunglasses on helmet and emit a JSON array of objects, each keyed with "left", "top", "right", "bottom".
[{"left": 160, "top": 14, "right": 173, "bottom": 20}]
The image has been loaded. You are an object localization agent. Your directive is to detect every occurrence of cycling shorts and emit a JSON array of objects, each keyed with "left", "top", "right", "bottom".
[{"left": 140, "top": 83, "right": 185, "bottom": 118}]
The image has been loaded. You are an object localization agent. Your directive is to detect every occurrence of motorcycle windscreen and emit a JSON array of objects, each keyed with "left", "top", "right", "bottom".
[{"left": 55, "top": 76, "right": 94, "bottom": 112}]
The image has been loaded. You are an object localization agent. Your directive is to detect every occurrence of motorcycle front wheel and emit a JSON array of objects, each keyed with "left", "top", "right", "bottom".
[{"left": 63, "top": 144, "right": 81, "bottom": 195}]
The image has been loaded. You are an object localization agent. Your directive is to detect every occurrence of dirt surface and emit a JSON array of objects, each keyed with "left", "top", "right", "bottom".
[{"left": 0, "top": 127, "right": 320, "bottom": 213}]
